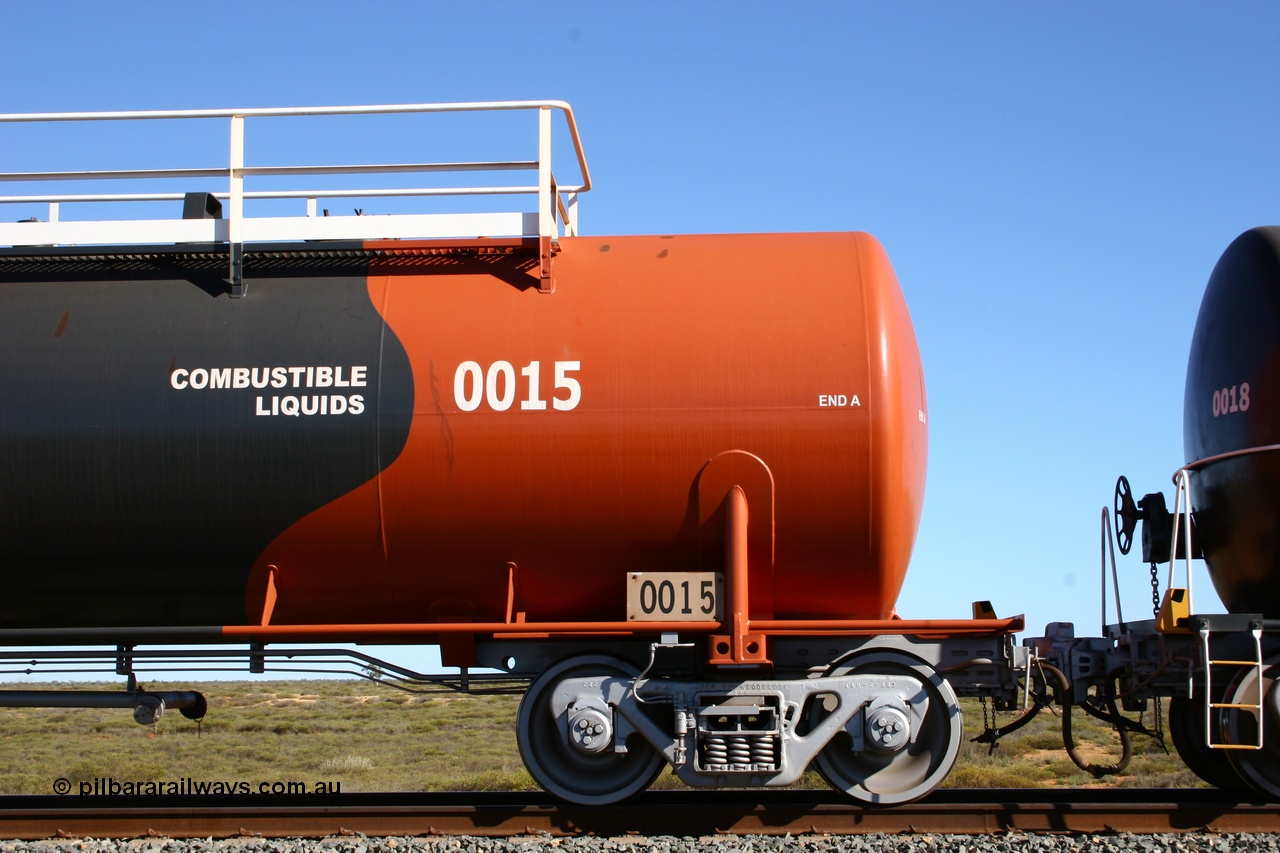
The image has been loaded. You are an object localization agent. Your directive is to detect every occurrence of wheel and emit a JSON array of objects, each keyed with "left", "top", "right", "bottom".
[
  {"left": 813, "top": 651, "right": 962, "bottom": 805},
  {"left": 1220, "top": 655, "right": 1280, "bottom": 800},
  {"left": 516, "top": 654, "right": 665, "bottom": 805},
  {"left": 1168, "top": 696, "right": 1252, "bottom": 791}
]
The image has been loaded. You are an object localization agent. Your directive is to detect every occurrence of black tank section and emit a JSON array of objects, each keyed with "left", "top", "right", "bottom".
[
  {"left": 1184, "top": 226, "right": 1280, "bottom": 617},
  {"left": 0, "top": 246, "right": 413, "bottom": 629}
]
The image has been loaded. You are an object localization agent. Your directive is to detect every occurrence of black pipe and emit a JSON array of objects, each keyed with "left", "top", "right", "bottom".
[{"left": 0, "top": 690, "right": 206, "bottom": 721}]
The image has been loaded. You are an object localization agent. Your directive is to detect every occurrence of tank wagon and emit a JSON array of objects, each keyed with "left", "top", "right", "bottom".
[
  {"left": 0, "top": 101, "right": 1028, "bottom": 804},
  {"left": 8, "top": 101, "right": 1276, "bottom": 806},
  {"left": 1029, "top": 226, "right": 1280, "bottom": 800}
]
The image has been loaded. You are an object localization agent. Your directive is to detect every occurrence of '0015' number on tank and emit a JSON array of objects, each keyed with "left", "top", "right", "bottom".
[
  {"left": 626, "top": 572, "right": 723, "bottom": 622},
  {"left": 454, "top": 360, "right": 581, "bottom": 412}
]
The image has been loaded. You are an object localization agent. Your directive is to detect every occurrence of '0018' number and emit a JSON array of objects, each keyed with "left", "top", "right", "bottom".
[
  {"left": 1212, "top": 383, "right": 1251, "bottom": 417},
  {"left": 454, "top": 360, "right": 581, "bottom": 412}
]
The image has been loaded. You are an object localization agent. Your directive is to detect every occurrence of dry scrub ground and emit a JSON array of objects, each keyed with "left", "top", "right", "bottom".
[{"left": 0, "top": 681, "right": 1200, "bottom": 795}]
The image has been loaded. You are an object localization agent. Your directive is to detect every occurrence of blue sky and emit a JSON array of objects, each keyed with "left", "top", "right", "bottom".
[{"left": 2, "top": 3, "right": 1277, "bottom": 678}]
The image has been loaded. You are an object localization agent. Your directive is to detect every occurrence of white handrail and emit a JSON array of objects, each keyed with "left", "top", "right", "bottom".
[
  {"left": 0, "top": 99, "right": 591, "bottom": 190},
  {"left": 1099, "top": 507, "right": 1125, "bottom": 634},
  {"left": 1166, "top": 468, "right": 1196, "bottom": 616},
  {"left": 1, "top": 187, "right": 545, "bottom": 204},
  {"left": 0, "top": 100, "right": 590, "bottom": 260}
]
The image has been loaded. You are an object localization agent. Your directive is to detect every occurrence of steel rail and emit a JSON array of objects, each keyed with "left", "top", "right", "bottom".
[{"left": 0, "top": 790, "right": 1275, "bottom": 840}]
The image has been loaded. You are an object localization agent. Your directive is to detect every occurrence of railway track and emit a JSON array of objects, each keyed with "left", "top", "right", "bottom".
[{"left": 0, "top": 789, "right": 1275, "bottom": 840}]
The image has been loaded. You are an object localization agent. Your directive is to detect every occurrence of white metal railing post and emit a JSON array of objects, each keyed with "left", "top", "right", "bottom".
[
  {"left": 538, "top": 107, "right": 553, "bottom": 240},
  {"left": 228, "top": 114, "right": 246, "bottom": 297},
  {"left": 536, "top": 106, "right": 555, "bottom": 292},
  {"left": 565, "top": 191, "right": 578, "bottom": 237}
]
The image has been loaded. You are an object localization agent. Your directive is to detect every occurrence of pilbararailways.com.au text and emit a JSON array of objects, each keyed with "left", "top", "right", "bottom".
[{"left": 55, "top": 778, "right": 341, "bottom": 796}]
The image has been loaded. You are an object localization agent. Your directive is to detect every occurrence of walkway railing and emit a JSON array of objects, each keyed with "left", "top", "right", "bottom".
[{"left": 0, "top": 100, "right": 590, "bottom": 292}]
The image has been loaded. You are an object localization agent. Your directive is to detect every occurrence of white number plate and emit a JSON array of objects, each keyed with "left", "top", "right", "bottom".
[{"left": 626, "top": 572, "right": 723, "bottom": 622}]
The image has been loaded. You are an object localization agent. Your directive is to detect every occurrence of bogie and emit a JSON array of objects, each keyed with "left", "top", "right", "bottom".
[{"left": 512, "top": 645, "right": 970, "bottom": 806}]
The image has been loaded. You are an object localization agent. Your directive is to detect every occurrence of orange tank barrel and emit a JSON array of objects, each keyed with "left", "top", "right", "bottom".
[
  {"left": 247, "top": 231, "right": 928, "bottom": 629},
  {"left": 0, "top": 230, "right": 925, "bottom": 632}
]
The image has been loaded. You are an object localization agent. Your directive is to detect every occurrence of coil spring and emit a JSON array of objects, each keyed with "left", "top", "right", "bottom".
[
  {"left": 751, "top": 736, "right": 776, "bottom": 766},
  {"left": 702, "top": 734, "right": 777, "bottom": 769},
  {"left": 702, "top": 735, "right": 729, "bottom": 765}
]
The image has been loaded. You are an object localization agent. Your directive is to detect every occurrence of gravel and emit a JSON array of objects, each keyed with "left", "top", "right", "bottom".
[{"left": 0, "top": 835, "right": 1277, "bottom": 853}]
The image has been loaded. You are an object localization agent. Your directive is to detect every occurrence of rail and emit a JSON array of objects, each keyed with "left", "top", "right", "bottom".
[
  {"left": 0, "top": 100, "right": 590, "bottom": 294},
  {"left": 0, "top": 789, "right": 1275, "bottom": 839}
]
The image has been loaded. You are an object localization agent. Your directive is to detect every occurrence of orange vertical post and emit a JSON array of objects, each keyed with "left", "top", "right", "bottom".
[{"left": 709, "top": 485, "right": 770, "bottom": 665}]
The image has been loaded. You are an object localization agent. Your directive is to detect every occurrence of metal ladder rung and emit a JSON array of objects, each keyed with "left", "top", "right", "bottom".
[{"left": 1200, "top": 624, "right": 1265, "bottom": 750}]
